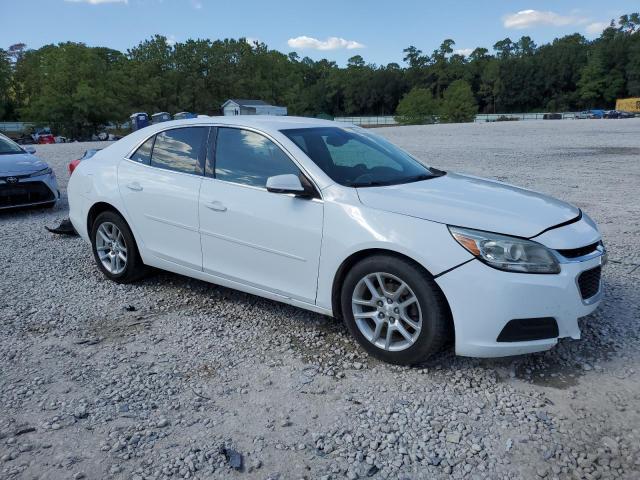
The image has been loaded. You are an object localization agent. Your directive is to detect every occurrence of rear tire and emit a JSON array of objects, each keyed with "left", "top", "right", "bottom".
[
  {"left": 90, "top": 211, "right": 146, "bottom": 283},
  {"left": 340, "top": 255, "right": 451, "bottom": 366}
]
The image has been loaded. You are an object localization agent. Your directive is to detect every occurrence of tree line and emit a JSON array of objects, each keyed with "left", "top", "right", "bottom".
[{"left": 0, "top": 13, "right": 639, "bottom": 136}]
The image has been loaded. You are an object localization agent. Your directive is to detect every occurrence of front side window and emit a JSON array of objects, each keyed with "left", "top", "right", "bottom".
[
  {"left": 151, "top": 127, "right": 207, "bottom": 175},
  {"left": 130, "top": 136, "right": 154, "bottom": 164},
  {"left": 281, "top": 127, "right": 440, "bottom": 187},
  {"left": 215, "top": 128, "right": 300, "bottom": 187}
]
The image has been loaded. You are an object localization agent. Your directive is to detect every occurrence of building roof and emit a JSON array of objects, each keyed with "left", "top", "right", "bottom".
[{"left": 222, "top": 99, "right": 270, "bottom": 108}]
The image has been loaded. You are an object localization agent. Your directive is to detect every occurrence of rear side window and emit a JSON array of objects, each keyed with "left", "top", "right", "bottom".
[
  {"left": 151, "top": 127, "right": 207, "bottom": 175},
  {"left": 130, "top": 136, "right": 154, "bottom": 164},
  {"left": 215, "top": 128, "right": 299, "bottom": 187}
]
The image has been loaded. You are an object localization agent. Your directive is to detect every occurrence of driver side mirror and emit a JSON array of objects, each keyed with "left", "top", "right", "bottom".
[
  {"left": 266, "top": 174, "right": 310, "bottom": 197},
  {"left": 24, "top": 146, "right": 36, "bottom": 154}
]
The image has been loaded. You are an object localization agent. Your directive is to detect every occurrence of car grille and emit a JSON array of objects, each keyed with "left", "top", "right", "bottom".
[
  {"left": 557, "top": 242, "right": 600, "bottom": 259},
  {"left": 578, "top": 266, "right": 601, "bottom": 300},
  {"left": 0, "top": 181, "right": 54, "bottom": 208}
]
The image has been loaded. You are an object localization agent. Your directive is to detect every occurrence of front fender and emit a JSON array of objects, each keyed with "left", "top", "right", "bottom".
[{"left": 316, "top": 188, "right": 473, "bottom": 312}]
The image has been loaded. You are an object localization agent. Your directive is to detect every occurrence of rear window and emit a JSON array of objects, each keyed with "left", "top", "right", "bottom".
[{"left": 130, "top": 136, "right": 154, "bottom": 164}]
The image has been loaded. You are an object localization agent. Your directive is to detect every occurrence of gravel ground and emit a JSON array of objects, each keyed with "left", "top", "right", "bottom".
[{"left": 1, "top": 119, "right": 639, "bottom": 480}]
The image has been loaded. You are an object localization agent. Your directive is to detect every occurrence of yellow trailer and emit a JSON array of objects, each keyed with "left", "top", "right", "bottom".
[{"left": 615, "top": 97, "right": 640, "bottom": 112}]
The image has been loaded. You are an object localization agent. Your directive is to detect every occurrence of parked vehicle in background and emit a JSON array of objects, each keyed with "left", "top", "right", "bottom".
[
  {"left": 174, "top": 112, "right": 197, "bottom": 120},
  {"left": 590, "top": 109, "right": 605, "bottom": 119},
  {"left": 0, "top": 133, "right": 60, "bottom": 209},
  {"left": 69, "top": 148, "right": 102, "bottom": 175},
  {"left": 151, "top": 112, "right": 171, "bottom": 124},
  {"left": 14, "top": 127, "right": 56, "bottom": 145},
  {"left": 31, "top": 128, "right": 56, "bottom": 144},
  {"left": 574, "top": 111, "right": 596, "bottom": 119},
  {"left": 68, "top": 116, "right": 606, "bottom": 365},
  {"left": 604, "top": 110, "right": 620, "bottom": 119},
  {"left": 616, "top": 110, "right": 635, "bottom": 119},
  {"left": 37, "top": 134, "right": 55, "bottom": 144},
  {"left": 130, "top": 113, "right": 150, "bottom": 132}
]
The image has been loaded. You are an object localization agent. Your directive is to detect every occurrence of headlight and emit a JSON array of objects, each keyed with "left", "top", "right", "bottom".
[
  {"left": 28, "top": 167, "right": 52, "bottom": 177},
  {"left": 448, "top": 226, "right": 560, "bottom": 274}
]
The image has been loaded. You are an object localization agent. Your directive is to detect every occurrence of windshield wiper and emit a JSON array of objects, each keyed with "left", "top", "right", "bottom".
[
  {"left": 397, "top": 171, "right": 444, "bottom": 184},
  {"left": 349, "top": 180, "right": 387, "bottom": 187},
  {"left": 350, "top": 170, "right": 446, "bottom": 188}
]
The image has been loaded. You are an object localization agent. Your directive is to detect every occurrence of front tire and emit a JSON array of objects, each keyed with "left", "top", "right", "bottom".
[
  {"left": 90, "top": 211, "right": 146, "bottom": 283},
  {"left": 341, "top": 255, "right": 451, "bottom": 365}
]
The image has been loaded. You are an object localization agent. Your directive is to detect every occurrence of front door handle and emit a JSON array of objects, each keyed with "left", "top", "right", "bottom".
[
  {"left": 206, "top": 201, "right": 227, "bottom": 212},
  {"left": 126, "top": 182, "right": 143, "bottom": 192}
]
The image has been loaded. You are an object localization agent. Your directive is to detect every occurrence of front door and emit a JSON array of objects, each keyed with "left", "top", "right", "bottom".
[{"left": 199, "top": 127, "right": 323, "bottom": 303}]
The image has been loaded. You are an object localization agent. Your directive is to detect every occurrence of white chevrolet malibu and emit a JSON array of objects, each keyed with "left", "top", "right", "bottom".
[{"left": 68, "top": 116, "right": 606, "bottom": 365}]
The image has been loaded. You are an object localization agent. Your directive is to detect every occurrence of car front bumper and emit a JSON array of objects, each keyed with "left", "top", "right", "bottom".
[
  {"left": 0, "top": 173, "right": 60, "bottom": 210},
  {"left": 436, "top": 250, "right": 605, "bottom": 358}
]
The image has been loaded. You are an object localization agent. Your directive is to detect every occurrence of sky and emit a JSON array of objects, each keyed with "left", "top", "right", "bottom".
[{"left": 0, "top": 0, "right": 636, "bottom": 65}]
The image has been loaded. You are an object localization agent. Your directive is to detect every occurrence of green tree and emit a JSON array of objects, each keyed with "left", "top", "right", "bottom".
[
  {"left": 439, "top": 80, "right": 477, "bottom": 123},
  {"left": 15, "top": 43, "right": 129, "bottom": 136},
  {"left": 627, "top": 34, "right": 640, "bottom": 95},
  {"left": 578, "top": 51, "right": 608, "bottom": 107},
  {"left": 394, "top": 87, "right": 439, "bottom": 124},
  {"left": 0, "top": 49, "right": 12, "bottom": 119}
]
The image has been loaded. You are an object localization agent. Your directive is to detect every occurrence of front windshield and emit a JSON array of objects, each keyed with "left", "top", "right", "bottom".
[
  {"left": 0, "top": 134, "right": 24, "bottom": 155},
  {"left": 281, "top": 126, "right": 441, "bottom": 187}
]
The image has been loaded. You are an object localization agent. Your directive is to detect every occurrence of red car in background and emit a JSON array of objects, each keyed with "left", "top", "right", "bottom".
[{"left": 37, "top": 133, "right": 55, "bottom": 144}]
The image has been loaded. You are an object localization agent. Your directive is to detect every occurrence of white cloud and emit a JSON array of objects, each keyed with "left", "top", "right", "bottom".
[
  {"left": 244, "top": 37, "right": 260, "bottom": 45},
  {"left": 453, "top": 48, "right": 473, "bottom": 57},
  {"left": 287, "top": 36, "right": 364, "bottom": 51},
  {"left": 65, "top": 0, "right": 128, "bottom": 4},
  {"left": 503, "top": 9, "right": 586, "bottom": 29},
  {"left": 166, "top": 34, "right": 177, "bottom": 46},
  {"left": 191, "top": 0, "right": 202, "bottom": 9},
  {"left": 585, "top": 21, "right": 610, "bottom": 36}
]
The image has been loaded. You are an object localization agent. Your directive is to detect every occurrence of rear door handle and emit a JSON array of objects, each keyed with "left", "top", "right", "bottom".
[
  {"left": 126, "top": 182, "right": 143, "bottom": 192},
  {"left": 206, "top": 200, "right": 227, "bottom": 212}
]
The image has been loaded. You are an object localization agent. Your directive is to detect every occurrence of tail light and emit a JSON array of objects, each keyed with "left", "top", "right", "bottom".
[{"left": 68, "top": 159, "right": 81, "bottom": 175}]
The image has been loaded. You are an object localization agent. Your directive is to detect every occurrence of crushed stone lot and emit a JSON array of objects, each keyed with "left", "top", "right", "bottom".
[{"left": 1, "top": 119, "right": 639, "bottom": 480}]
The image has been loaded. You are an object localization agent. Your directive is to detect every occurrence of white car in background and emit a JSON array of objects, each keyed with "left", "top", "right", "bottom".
[{"left": 68, "top": 116, "right": 606, "bottom": 365}]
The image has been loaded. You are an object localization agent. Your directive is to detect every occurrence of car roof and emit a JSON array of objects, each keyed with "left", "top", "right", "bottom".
[{"left": 146, "top": 115, "right": 346, "bottom": 132}]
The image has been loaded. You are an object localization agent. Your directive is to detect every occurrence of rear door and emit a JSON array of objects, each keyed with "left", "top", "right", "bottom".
[
  {"left": 118, "top": 126, "right": 209, "bottom": 270},
  {"left": 199, "top": 127, "right": 324, "bottom": 303}
]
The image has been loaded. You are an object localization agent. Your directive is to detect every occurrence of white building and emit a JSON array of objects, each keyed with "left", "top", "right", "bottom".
[{"left": 221, "top": 99, "right": 287, "bottom": 116}]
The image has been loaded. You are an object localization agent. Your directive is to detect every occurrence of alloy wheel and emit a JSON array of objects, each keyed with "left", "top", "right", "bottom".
[
  {"left": 351, "top": 272, "right": 422, "bottom": 351},
  {"left": 95, "top": 221, "right": 128, "bottom": 275}
]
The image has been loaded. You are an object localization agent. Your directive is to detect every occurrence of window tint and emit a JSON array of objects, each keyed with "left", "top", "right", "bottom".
[
  {"left": 151, "top": 127, "right": 207, "bottom": 175},
  {"left": 215, "top": 128, "right": 300, "bottom": 187},
  {"left": 130, "top": 136, "right": 154, "bottom": 164}
]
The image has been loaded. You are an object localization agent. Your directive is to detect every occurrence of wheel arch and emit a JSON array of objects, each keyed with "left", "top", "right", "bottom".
[
  {"left": 86, "top": 202, "right": 143, "bottom": 256},
  {"left": 87, "top": 201, "right": 125, "bottom": 236},
  {"left": 330, "top": 248, "right": 454, "bottom": 331}
]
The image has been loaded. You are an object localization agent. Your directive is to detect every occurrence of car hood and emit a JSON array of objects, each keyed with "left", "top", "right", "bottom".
[
  {"left": 356, "top": 172, "right": 580, "bottom": 238},
  {"left": 0, "top": 153, "right": 48, "bottom": 175}
]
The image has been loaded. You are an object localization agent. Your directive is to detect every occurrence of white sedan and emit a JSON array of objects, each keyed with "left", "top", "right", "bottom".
[{"left": 68, "top": 116, "right": 606, "bottom": 365}]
